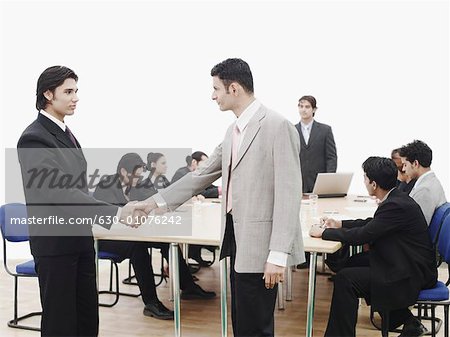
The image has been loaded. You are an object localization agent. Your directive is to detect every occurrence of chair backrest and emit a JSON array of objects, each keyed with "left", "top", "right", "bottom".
[
  {"left": 437, "top": 215, "right": 450, "bottom": 264},
  {"left": 0, "top": 203, "right": 29, "bottom": 242},
  {"left": 429, "top": 202, "right": 450, "bottom": 245}
]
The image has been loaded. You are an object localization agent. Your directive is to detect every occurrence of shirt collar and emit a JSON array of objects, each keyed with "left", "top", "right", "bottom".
[
  {"left": 235, "top": 99, "right": 261, "bottom": 133},
  {"left": 300, "top": 119, "right": 314, "bottom": 129},
  {"left": 414, "top": 170, "right": 433, "bottom": 190},
  {"left": 380, "top": 187, "right": 396, "bottom": 202},
  {"left": 40, "top": 110, "right": 66, "bottom": 131}
]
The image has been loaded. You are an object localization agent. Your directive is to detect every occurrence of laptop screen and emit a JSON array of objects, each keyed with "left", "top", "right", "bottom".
[{"left": 312, "top": 172, "right": 354, "bottom": 198}]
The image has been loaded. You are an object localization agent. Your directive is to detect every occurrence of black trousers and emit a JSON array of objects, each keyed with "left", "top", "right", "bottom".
[
  {"left": 99, "top": 240, "right": 158, "bottom": 304},
  {"left": 220, "top": 214, "right": 278, "bottom": 337},
  {"left": 325, "top": 266, "right": 413, "bottom": 337},
  {"left": 34, "top": 250, "right": 98, "bottom": 337},
  {"left": 149, "top": 242, "right": 196, "bottom": 290}
]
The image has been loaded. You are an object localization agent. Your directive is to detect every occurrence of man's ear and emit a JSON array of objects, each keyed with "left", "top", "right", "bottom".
[
  {"left": 43, "top": 89, "right": 53, "bottom": 101},
  {"left": 229, "top": 82, "right": 239, "bottom": 95},
  {"left": 119, "top": 168, "right": 128, "bottom": 177}
]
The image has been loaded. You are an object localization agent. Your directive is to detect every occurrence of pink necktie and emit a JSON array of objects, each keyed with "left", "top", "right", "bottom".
[{"left": 227, "top": 124, "right": 240, "bottom": 213}]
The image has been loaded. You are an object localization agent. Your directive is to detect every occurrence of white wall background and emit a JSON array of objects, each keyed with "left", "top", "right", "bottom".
[{"left": 1, "top": 0, "right": 449, "bottom": 258}]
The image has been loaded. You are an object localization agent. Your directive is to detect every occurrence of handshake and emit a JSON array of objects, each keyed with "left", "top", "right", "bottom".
[{"left": 118, "top": 197, "right": 161, "bottom": 228}]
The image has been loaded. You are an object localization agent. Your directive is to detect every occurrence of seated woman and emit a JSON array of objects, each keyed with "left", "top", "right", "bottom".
[
  {"left": 310, "top": 156, "right": 437, "bottom": 337},
  {"left": 147, "top": 152, "right": 170, "bottom": 190}
]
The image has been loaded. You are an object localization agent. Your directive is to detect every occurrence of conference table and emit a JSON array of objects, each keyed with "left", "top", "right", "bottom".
[{"left": 94, "top": 195, "right": 377, "bottom": 337}]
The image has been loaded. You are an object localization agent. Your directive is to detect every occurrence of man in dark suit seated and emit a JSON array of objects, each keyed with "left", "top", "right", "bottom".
[
  {"left": 310, "top": 156, "right": 437, "bottom": 337},
  {"left": 94, "top": 153, "right": 215, "bottom": 311},
  {"left": 391, "top": 147, "right": 416, "bottom": 194}
]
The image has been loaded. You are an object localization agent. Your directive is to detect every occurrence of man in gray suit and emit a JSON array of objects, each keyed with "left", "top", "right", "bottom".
[
  {"left": 295, "top": 96, "right": 337, "bottom": 193},
  {"left": 399, "top": 140, "right": 447, "bottom": 224},
  {"left": 142, "top": 58, "right": 305, "bottom": 336}
]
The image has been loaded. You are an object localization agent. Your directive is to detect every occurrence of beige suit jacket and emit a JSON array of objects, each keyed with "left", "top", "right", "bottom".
[{"left": 160, "top": 105, "right": 305, "bottom": 272}]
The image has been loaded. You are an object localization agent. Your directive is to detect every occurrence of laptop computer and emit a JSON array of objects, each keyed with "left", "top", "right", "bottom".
[{"left": 312, "top": 172, "right": 353, "bottom": 198}]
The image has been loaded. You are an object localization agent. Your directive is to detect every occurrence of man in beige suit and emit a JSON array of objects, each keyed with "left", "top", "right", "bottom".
[
  {"left": 143, "top": 58, "right": 304, "bottom": 336},
  {"left": 399, "top": 140, "right": 447, "bottom": 224}
]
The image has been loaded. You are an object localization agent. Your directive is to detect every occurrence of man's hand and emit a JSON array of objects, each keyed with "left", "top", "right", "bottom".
[
  {"left": 120, "top": 201, "right": 148, "bottom": 228},
  {"left": 262, "top": 262, "right": 285, "bottom": 289},
  {"left": 320, "top": 217, "right": 342, "bottom": 228},
  {"left": 309, "top": 223, "right": 326, "bottom": 238},
  {"left": 139, "top": 197, "right": 158, "bottom": 214}
]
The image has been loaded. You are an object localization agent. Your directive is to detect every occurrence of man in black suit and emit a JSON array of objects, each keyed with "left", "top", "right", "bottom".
[
  {"left": 94, "top": 153, "right": 174, "bottom": 320},
  {"left": 17, "top": 66, "right": 146, "bottom": 336},
  {"left": 310, "top": 157, "right": 437, "bottom": 337},
  {"left": 295, "top": 95, "right": 337, "bottom": 193},
  {"left": 94, "top": 153, "right": 216, "bottom": 309}
]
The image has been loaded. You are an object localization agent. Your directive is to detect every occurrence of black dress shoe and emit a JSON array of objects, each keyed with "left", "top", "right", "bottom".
[
  {"left": 398, "top": 316, "right": 427, "bottom": 337},
  {"left": 143, "top": 300, "right": 174, "bottom": 320},
  {"left": 181, "top": 284, "right": 216, "bottom": 300},
  {"left": 296, "top": 262, "right": 310, "bottom": 269}
]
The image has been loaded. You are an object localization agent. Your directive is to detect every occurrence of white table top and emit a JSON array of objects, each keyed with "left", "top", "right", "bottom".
[{"left": 93, "top": 195, "right": 377, "bottom": 254}]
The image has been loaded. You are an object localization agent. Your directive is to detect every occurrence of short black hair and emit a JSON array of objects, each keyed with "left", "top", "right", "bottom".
[
  {"left": 210, "top": 58, "right": 254, "bottom": 93},
  {"left": 362, "top": 156, "right": 398, "bottom": 190},
  {"left": 36, "top": 66, "right": 78, "bottom": 111},
  {"left": 192, "top": 151, "right": 207, "bottom": 162},
  {"left": 399, "top": 140, "right": 432, "bottom": 168},
  {"left": 117, "top": 153, "right": 145, "bottom": 175}
]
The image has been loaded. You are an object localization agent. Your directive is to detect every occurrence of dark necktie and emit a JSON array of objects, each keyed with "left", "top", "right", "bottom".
[{"left": 65, "top": 126, "right": 78, "bottom": 148}]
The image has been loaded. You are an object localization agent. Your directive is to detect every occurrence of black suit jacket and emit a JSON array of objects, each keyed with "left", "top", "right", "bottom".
[
  {"left": 17, "top": 113, "right": 118, "bottom": 257},
  {"left": 322, "top": 188, "right": 437, "bottom": 311},
  {"left": 295, "top": 120, "right": 337, "bottom": 193}
]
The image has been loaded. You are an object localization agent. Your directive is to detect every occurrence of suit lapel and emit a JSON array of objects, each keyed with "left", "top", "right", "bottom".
[
  {"left": 307, "top": 121, "right": 319, "bottom": 147},
  {"left": 38, "top": 114, "right": 86, "bottom": 161},
  {"left": 232, "top": 107, "right": 264, "bottom": 170}
]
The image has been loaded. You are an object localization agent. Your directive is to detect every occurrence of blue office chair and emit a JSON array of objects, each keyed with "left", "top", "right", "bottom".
[
  {"left": 429, "top": 202, "right": 450, "bottom": 266},
  {"left": 0, "top": 203, "right": 41, "bottom": 331},
  {"left": 416, "top": 215, "right": 450, "bottom": 337},
  {"left": 97, "top": 250, "right": 141, "bottom": 307}
]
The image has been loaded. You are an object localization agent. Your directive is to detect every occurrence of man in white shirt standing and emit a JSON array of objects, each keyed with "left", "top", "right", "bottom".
[
  {"left": 399, "top": 140, "right": 447, "bottom": 225},
  {"left": 295, "top": 96, "right": 337, "bottom": 193},
  {"left": 142, "top": 58, "right": 305, "bottom": 336}
]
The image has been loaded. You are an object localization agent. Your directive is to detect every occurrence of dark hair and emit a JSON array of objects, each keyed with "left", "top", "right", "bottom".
[
  {"left": 391, "top": 148, "right": 401, "bottom": 158},
  {"left": 147, "top": 152, "right": 165, "bottom": 178},
  {"left": 192, "top": 151, "right": 207, "bottom": 162},
  {"left": 185, "top": 155, "right": 192, "bottom": 166},
  {"left": 299, "top": 95, "right": 317, "bottom": 117},
  {"left": 362, "top": 156, "right": 398, "bottom": 190},
  {"left": 210, "top": 58, "right": 254, "bottom": 93},
  {"left": 399, "top": 140, "right": 432, "bottom": 168},
  {"left": 36, "top": 66, "right": 78, "bottom": 111},
  {"left": 116, "top": 153, "right": 145, "bottom": 175}
]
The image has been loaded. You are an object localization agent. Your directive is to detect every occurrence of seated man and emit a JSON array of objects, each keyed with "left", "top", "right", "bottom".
[
  {"left": 94, "top": 153, "right": 215, "bottom": 318},
  {"left": 171, "top": 151, "right": 221, "bottom": 266},
  {"left": 391, "top": 147, "right": 416, "bottom": 194},
  {"left": 399, "top": 140, "right": 447, "bottom": 225},
  {"left": 310, "top": 156, "right": 437, "bottom": 337},
  {"left": 94, "top": 153, "right": 173, "bottom": 320}
]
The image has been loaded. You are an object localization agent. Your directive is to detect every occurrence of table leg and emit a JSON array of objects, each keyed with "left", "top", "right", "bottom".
[
  {"left": 170, "top": 243, "right": 181, "bottom": 337},
  {"left": 306, "top": 252, "right": 318, "bottom": 337},
  {"left": 286, "top": 265, "right": 293, "bottom": 301},
  {"left": 94, "top": 239, "right": 99, "bottom": 288},
  {"left": 277, "top": 282, "right": 285, "bottom": 310},
  {"left": 220, "top": 258, "right": 228, "bottom": 337},
  {"left": 182, "top": 243, "right": 189, "bottom": 264}
]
